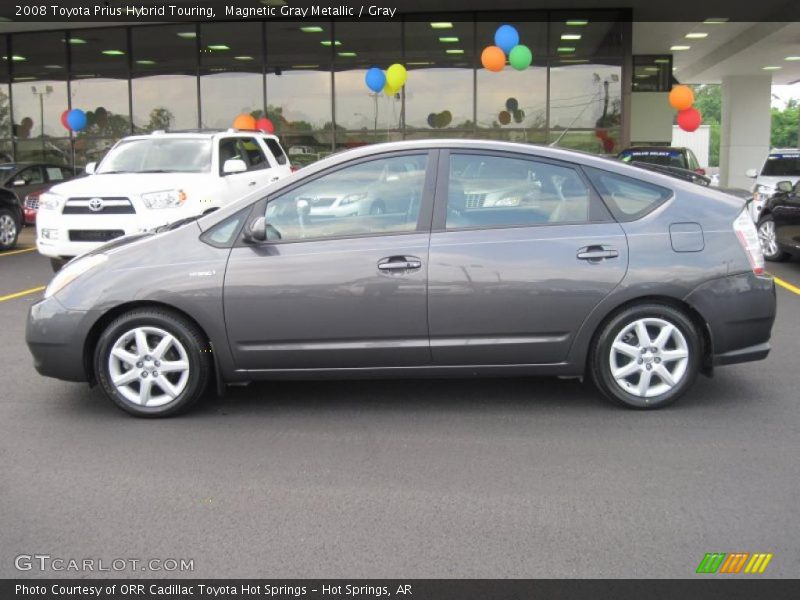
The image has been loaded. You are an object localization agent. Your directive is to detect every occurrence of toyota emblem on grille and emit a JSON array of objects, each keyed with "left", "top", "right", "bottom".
[{"left": 88, "top": 197, "right": 104, "bottom": 212}]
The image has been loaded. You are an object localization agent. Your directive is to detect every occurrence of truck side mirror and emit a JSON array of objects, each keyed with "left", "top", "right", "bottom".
[
  {"left": 223, "top": 159, "right": 247, "bottom": 175},
  {"left": 776, "top": 180, "right": 793, "bottom": 193},
  {"left": 745, "top": 168, "right": 758, "bottom": 178},
  {"left": 85, "top": 162, "right": 96, "bottom": 175}
]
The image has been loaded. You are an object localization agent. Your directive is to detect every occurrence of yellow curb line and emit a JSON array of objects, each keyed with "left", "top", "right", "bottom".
[
  {"left": 0, "top": 246, "right": 36, "bottom": 257},
  {"left": 771, "top": 275, "right": 800, "bottom": 296},
  {"left": 0, "top": 286, "right": 45, "bottom": 303}
]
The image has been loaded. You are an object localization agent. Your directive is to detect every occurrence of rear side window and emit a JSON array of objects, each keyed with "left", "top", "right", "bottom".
[
  {"left": 585, "top": 167, "right": 672, "bottom": 221},
  {"left": 265, "top": 139, "right": 288, "bottom": 166}
]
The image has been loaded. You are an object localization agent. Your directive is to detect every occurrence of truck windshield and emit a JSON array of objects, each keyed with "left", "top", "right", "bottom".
[
  {"left": 761, "top": 154, "right": 800, "bottom": 177},
  {"left": 97, "top": 138, "right": 212, "bottom": 174}
]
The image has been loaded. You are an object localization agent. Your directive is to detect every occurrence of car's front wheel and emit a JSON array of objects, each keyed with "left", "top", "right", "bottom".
[
  {"left": 757, "top": 215, "right": 788, "bottom": 262},
  {"left": 590, "top": 304, "right": 701, "bottom": 409},
  {"left": 94, "top": 309, "right": 210, "bottom": 417},
  {"left": 0, "top": 208, "right": 19, "bottom": 251}
]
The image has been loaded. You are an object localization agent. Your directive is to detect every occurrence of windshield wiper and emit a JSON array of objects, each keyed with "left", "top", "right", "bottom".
[{"left": 136, "top": 169, "right": 174, "bottom": 173}]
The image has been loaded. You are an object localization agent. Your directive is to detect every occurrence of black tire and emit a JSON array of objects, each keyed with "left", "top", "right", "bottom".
[
  {"left": 589, "top": 303, "right": 702, "bottom": 410},
  {"left": 0, "top": 207, "right": 19, "bottom": 251},
  {"left": 94, "top": 309, "right": 211, "bottom": 417},
  {"left": 50, "top": 258, "right": 68, "bottom": 272},
  {"left": 757, "top": 214, "right": 788, "bottom": 262}
]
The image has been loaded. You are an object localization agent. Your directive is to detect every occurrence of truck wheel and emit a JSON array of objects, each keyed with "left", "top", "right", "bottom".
[{"left": 0, "top": 208, "right": 19, "bottom": 251}]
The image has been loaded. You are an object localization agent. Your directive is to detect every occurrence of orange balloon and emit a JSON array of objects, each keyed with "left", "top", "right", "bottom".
[
  {"left": 481, "top": 46, "right": 506, "bottom": 72},
  {"left": 233, "top": 114, "right": 257, "bottom": 130},
  {"left": 669, "top": 85, "right": 694, "bottom": 111}
]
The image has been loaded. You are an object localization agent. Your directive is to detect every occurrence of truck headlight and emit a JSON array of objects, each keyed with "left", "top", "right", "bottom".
[
  {"left": 44, "top": 254, "right": 108, "bottom": 299},
  {"left": 141, "top": 189, "right": 187, "bottom": 209},
  {"left": 38, "top": 192, "right": 65, "bottom": 211}
]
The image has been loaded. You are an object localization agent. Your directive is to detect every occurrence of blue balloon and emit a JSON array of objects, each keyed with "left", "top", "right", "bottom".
[
  {"left": 66, "top": 109, "right": 87, "bottom": 131},
  {"left": 494, "top": 25, "right": 519, "bottom": 55},
  {"left": 365, "top": 67, "right": 386, "bottom": 93}
]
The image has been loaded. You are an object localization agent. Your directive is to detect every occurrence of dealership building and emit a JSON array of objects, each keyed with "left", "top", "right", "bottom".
[{"left": 0, "top": 1, "right": 798, "bottom": 188}]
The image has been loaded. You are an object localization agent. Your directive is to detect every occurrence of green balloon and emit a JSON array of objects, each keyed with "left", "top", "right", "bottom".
[{"left": 509, "top": 44, "right": 532, "bottom": 71}]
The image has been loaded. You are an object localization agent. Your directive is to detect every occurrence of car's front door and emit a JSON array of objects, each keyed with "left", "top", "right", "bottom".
[
  {"left": 427, "top": 150, "right": 629, "bottom": 365},
  {"left": 223, "top": 152, "right": 436, "bottom": 370}
]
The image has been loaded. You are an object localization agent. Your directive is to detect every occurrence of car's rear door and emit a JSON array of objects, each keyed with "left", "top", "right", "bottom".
[
  {"left": 427, "top": 149, "right": 628, "bottom": 365},
  {"left": 223, "top": 150, "right": 437, "bottom": 370},
  {"left": 773, "top": 181, "right": 800, "bottom": 250}
]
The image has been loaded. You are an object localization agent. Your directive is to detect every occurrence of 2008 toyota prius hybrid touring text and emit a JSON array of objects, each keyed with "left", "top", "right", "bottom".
[{"left": 26, "top": 141, "right": 776, "bottom": 417}]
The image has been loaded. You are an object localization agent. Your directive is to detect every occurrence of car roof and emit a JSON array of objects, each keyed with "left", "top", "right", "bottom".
[
  {"left": 118, "top": 130, "right": 282, "bottom": 142},
  {"left": 768, "top": 148, "right": 800, "bottom": 154}
]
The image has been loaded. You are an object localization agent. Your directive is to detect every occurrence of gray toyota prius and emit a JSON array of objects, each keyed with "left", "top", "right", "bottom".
[{"left": 26, "top": 140, "right": 776, "bottom": 417}]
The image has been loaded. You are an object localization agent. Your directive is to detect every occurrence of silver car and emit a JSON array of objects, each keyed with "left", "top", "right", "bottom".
[{"left": 27, "top": 140, "right": 775, "bottom": 417}]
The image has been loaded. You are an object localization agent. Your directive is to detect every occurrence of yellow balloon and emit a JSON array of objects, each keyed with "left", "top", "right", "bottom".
[
  {"left": 383, "top": 83, "right": 398, "bottom": 97},
  {"left": 385, "top": 63, "right": 407, "bottom": 90}
]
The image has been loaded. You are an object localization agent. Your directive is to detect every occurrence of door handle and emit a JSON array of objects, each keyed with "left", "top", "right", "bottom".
[
  {"left": 577, "top": 246, "right": 619, "bottom": 261},
  {"left": 248, "top": 181, "right": 257, "bottom": 186},
  {"left": 377, "top": 256, "right": 422, "bottom": 271},
  {"left": 269, "top": 177, "right": 280, "bottom": 183}
]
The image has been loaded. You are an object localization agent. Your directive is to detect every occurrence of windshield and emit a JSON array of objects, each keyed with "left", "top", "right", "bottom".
[
  {"left": 761, "top": 154, "right": 800, "bottom": 177},
  {"left": 619, "top": 150, "right": 687, "bottom": 169},
  {"left": 96, "top": 138, "right": 212, "bottom": 174}
]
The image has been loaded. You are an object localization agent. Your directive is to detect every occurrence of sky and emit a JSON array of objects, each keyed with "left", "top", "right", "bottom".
[{"left": 772, "top": 83, "right": 800, "bottom": 108}]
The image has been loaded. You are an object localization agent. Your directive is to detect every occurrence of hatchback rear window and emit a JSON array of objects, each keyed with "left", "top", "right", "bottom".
[
  {"left": 585, "top": 167, "right": 672, "bottom": 221},
  {"left": 265, "top": 139, "right": 288, "bottom": 166},
  {"left": 619, "top": 149, "right": 687, "bottom": 170},
  {"left": 761, "top": 154, "right": 800, "bottom": 177}
]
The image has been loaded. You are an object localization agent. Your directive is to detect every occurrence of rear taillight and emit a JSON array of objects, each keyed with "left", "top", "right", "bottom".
[
  {"left": 733, "top": 209, "right": 764, "bottom": 276},
  {"left": 290, "top": 165, "right": 299, "bottom": 173}
]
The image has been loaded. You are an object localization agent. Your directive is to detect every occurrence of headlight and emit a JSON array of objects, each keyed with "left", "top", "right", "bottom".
[
  {"left": 141, "top": 189, "right": 187, "bottom": 209},
  {"left": 755, "top": 184, "right": 774, "bottom": 196},
  {"left": 485, "top": 195, "right": 522, "bottom": 207},
  {"left": 340, "top": 192, "right": 367, "bottom": 206},
  {"left": 44, "top": 254, "right": 107, "bottom": 299},
  {"left": 38, "top": 192, "right": 65, "bottom": 211}
]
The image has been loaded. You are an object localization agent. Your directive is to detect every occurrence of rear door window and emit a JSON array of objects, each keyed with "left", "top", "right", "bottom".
[
  {"left": 585, "top": 167, "right": 672, "bottom": 221},
  {"left": 446, "top": 153, "right": 593, "bottom": 229},
  {"left": 265, "top": 139, "right": 288, "bottom": 166}
]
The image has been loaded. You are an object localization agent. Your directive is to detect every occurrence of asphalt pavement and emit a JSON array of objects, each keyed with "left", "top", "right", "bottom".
[{"left": 1, "top": 227, "right": 799, "bottom": 578}]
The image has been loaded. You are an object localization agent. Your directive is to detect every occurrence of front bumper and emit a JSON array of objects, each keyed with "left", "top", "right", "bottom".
[
  {"left": 36, "top": 207, "right": 189, "bottom": 259},
  {"left": 26, "top": 295, "right": 96, "bottom": 382},
  {"left": 685, "top": 271, "right": 776, "bottom": 368}
]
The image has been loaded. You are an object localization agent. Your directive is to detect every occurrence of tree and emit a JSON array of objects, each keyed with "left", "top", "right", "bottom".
[
  {"left": 146, "top": 107, "right": 174, "bottom": 131},
  {"left": 691, "top": 85, "right": 721, "bottom": 166},
  {"left": 771, "top": 99, "right": 799, "bottom": 149}
]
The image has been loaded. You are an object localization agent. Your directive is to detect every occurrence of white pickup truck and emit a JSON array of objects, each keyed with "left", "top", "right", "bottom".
[{"left": 37, "top": 130, "right": 292, "bottom": 270}]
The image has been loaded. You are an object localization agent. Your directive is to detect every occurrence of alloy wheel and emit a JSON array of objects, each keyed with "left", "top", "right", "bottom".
[
  {"left": 609, "top": 318, "right": 690, "bottom": 399},
  {"left": 0, "top": 213, "right": 16, "bottom": 246},
  {"left": 108, "top": 326, "right": 190, "bottom": 407},
  {"left": 758, "top": 220, "right": 778, "bottom": 258}
]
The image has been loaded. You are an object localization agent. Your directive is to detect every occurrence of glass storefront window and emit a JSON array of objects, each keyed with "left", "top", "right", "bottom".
[
  {"left": 0, "top": 35, "right": 10, "bottom": 141},
  {"left": 266, "top": 21, "right": 333, "bottom": 164},
  {"left": 333, "top": 21, "right": 402, "bottom": 135},
  {"left": 69, "top": 28, "right": 131, "bottom": 167},
  {"left": 549, "top": 62, "right": 622, "bottom": 154},
  {"left": 404, "top": 19, "right": 475, "bottom": 133},
  {"left": 476, "top": 19, "right": 548, "bottom": 141},
  {"left": 131, "top": 25, "right": 199, "bottom": 132},
  {"left": 9, "top": 32, "right": 70, "bottom": 163},
  {"left": 200, "top": 22, "right": 264, "bottom": 129}
]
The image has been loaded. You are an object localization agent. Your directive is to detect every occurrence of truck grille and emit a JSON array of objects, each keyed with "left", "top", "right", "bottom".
[
  {"left": 464, "top": 193, "right": 486, "bottom": 209},
  {"left": 25, "top": 196, "right": 39, "bottom": 210},
  {"left": 63, "top": 197, "right": 135, "bottom": 215},
  {"left": 68, "top": 230, "right": 125, "bottom": 243}
]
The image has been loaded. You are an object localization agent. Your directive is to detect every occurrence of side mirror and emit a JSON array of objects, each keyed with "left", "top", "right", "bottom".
[
  {"left": 223, "top": 159, "right": 247, "bottom": 175},
  {"left": 245, "top": 216, "right": 267, "bottom": 243},
  {"left": 776, "top": 180, "right": 793, "bottom": 193},
  {"left": 12, "top": 178, "right": 26, "bottom": 187},
  {"left": 745, "top": 168, "right": 758, "bottom": 179},
  {"left": 85, "top": 162, "right": 96, "bottom": 175}
]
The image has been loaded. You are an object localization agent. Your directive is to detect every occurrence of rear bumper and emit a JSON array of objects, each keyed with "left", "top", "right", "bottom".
[{"left": 685, "top": 272, "right": 776, "bottom": 368}]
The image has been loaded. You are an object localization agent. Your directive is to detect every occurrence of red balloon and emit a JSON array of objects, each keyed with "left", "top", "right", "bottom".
[
  {"left": 602, "top": 138, "right": 615, "bottom": 153},
  {"left": 60, "top": 110, "right": 71, "bottom": 131},
  {"left": 677, "top": 107, "right": 702, "bottom": 132},
  {"left": 256, "top": 117, "right": 275, "bottom": 134},
  {"left": 595, "top": 128, "right": 608, "bottom": 140}
]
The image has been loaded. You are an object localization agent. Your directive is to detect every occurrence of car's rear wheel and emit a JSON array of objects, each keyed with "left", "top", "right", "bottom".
[
  {"left": 0, "top": 208, "right": 19, "bottom": 251},
  {"left": 94, "top": 309, "right": 210, "bottom": 417},
  {"left": 590, "top": 304, "right": 701, "bottom": 409},
  {"left": 757, "top": 215, "right": 788, "bottom": 262}
]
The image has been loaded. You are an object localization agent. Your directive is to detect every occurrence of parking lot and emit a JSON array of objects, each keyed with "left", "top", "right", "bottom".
[{"left": 1, "top": 226, "right": 799, "bottom": 578}]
